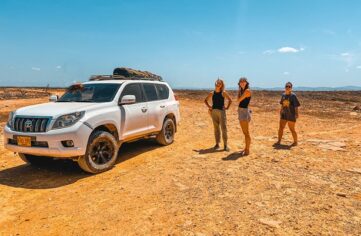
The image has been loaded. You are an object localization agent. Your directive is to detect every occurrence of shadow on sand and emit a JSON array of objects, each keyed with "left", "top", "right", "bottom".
[
  {"left": 0, "top": 140, "right": 161, "bottom": 190},
  {"left": 272, "top": 142, "right": 295, "bottom": 150},
  {"left": 193, "top": 147, "right": 224, "bottom": 155},
  {"left": 222, "top": 151, "right": 247, "bottom": 161}
]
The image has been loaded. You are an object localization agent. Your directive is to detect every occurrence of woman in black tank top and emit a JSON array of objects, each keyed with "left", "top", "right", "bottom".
[
  {"left": 204, "top": 79, "right": 232, "bottom": 151},
  {"left": 212, "top": 91, "right": 225, "bottom": 110},
  {"left": 237, "top": 77, "right": 252, "bottom": 155}
]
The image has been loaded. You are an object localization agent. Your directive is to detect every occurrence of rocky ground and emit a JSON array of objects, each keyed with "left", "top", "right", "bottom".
[{"left": 0, "top": 89, "right": 360, "bottom": 235}]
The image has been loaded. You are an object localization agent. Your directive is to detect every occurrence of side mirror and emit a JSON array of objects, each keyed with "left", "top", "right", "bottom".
[
  {"left": 49, "top": 94, "right": 58, "bottom": 102},
  {"left": 119, "top": 95, "right": 136, "bottom": 105}
]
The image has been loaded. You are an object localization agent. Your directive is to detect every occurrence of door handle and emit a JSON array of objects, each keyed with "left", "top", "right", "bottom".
[
  {"left": 160, "top": 105, "right": 165, "bottom": 108},
  {"left": 141, "top": 107, "right": 148, "bottom": 113}
]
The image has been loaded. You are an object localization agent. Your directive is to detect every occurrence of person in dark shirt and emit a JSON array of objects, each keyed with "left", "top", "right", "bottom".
[
  {"left": 237, "top": 77, "right": 252, "bottom": 155},
  {"left": 204, "top": 79, "right": 232, "bottom": 151},
  {"left": 277, "top": 82, "right": 301, "bottom": 146}
]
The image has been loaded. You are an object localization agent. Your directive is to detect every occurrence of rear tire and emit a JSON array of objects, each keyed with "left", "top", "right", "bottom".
[
  {"left": 156, "top": 118, "right": 175, "bottom": 145},
  {"left": 78, "top": 130, "right": 119, "bottom": 174},
  {"left": 19, "top": 153, "right": 54, "bottom": 166}
]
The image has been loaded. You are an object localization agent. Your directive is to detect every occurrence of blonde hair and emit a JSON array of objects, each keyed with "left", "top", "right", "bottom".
[{"left": 215, "top": 79, "right": 225, "bottom": 92}]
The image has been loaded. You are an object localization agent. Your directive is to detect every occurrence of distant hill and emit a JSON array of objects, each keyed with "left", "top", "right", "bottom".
[
  {"left": 252, "top": 86, "right": 361, "bottom": 91},
  {"left": 176, "top": 86, "right": 361, "bottom": 91}
]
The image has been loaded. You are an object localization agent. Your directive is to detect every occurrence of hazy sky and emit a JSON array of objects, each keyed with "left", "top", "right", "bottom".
[{"left": 0, "top": 0, "right": 361, "bottom": 88}]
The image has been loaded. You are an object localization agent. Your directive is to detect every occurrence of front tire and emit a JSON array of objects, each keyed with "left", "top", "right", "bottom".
[
  {"left": 156, "top": 118, "right": 175, "bottom": 145},
  {"left": 78, "top": 130, "right": 119, "bottom": 174}
]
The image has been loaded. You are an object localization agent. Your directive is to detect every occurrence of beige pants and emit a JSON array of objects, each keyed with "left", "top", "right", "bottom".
[{"left": 211, "top": 109, "right": 228, "bottom": 146}]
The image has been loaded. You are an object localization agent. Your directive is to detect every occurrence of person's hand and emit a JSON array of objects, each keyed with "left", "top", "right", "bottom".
[
  {"left": 208, "top": 108, "right": 212, "bottom": 115},
  {"left": 296, "top": 113, "right": 299, "bottom": 119}
]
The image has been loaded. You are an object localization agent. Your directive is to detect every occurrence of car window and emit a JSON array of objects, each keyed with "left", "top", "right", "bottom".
[
  {"left": 142, "top": 83, "right": 158, "bottom": 101},
  {"left": 156, "top": 84, "right": 169, "bottom": 100},
  {"left": 120, "top": 83, "right": 144, "bottom": 103}
]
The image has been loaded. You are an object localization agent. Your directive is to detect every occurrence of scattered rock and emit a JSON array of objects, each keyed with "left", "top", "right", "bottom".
[
  {"left": 255, "top": 202, "right": 266, "bottom": 207},
  {"left": 318, "top": 143, "right": 346, "bottom": 151},
  {"left": 173, "top": 179, "right": 189, "bottom": 191},
  {"left": 273, "top": 182, "right": 282, "bottom": 190},
  {"left": 350, "top": 112, "right": 358, "bottom": 116},
  {"left": 353, "top": 105, "right": 361, "bottom": 111},
  {"left": 183, "top": 220, "right": 193, "bottom": 227},
  {"left": 259, "top": 218, "right": 281, "bottom": 228},
  {"left": 195, "top": 122, "right": 207, "bottom": 127},
  {"left": 336, "top": 192, "right": 347, "bottom": 198},
  {"left": 307, "top": 139, "right": 347, "bottom": 151},
  {"left": 347, "top": 168, "right": 361, "bottom": 174}
]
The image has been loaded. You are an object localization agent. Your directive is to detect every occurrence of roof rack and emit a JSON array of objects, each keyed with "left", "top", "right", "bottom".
[
  {"left": 89, "top": 67, "right": 163, "bottom": 81},
  {"left": 89, "top": 75, "right": 163, "bottom": 81}
]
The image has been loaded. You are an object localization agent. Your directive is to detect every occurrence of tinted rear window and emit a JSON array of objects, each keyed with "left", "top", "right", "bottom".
[
  {"left": 143, "top": 83, "right": 158, "bottom": 101},
  {"left": 156, "top": 84, "right": 169, "bottom": 100}
]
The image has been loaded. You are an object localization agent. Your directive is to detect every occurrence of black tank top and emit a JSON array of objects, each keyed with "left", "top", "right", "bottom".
[
  {"left": 239, "top": 96, "right": 251, "bottom": 108},
  {"left": 212, "top": 91, "right": 224, "bottom": 110}
]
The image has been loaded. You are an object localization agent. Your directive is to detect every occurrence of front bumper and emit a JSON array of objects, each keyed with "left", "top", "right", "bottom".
[{"left": 3, "top": 122, "right": 92, "bottom": 158}]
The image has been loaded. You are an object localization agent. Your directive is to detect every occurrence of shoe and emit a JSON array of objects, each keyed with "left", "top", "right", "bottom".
[
  {"left": 274, "top": 141, "right": 281, "bottom": 146},
  {"left": 243, "top": 149, "right": 250, "bottom": 155},
  {"left": 291, "top": 142, "right": 298, "bottom": 146},
  {"left": 224, "top": 146, "right": 230, "bottom": 152},
  {"left": 213, "top": 144, "right": 220, "bottom": 150}
]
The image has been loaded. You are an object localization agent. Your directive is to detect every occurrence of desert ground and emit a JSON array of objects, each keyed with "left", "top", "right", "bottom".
[{"left": 0, "top": 88, "right": 360, "bottom": 235}]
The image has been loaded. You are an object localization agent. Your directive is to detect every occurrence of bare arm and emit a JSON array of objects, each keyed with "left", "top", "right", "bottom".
[
  {"left": 222, "top": 91, "right": 232, "bottom": 110},
  {"left": 295, "top": 107, "right": 299, "bottom": 118},
  {"left": 204, "top": 92, "right": 213, "bottom": 109},
  {"left": 237, "top": 89, "right": 251, "bottom": 103}
]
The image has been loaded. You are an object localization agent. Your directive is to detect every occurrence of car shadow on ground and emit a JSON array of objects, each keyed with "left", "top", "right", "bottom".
[
  {"left": 0, "top": 140, "right": 161, "bottom": 190},
  {"left": 0, "top": 159, "right": 89, "bottom": 189},
  {"left": 116, "top": 139, "right": 161, "bottom": 164}
]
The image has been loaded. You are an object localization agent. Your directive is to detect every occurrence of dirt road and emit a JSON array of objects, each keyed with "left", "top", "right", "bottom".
[{"left": 0, "top": 90, "right": 360, "bottom": 235}]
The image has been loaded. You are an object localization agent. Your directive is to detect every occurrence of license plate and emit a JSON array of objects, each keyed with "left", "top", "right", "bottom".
[{"left": 17, "top": 136, "right": 32, "bottom": 147}]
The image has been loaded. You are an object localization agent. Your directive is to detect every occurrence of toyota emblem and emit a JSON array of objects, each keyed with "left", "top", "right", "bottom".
[{"left": 24, "top": 120, "right": 33, "bottom": 130}]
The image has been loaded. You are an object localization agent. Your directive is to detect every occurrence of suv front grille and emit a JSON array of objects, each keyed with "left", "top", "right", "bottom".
[{"left": 13, "top": 117, "right": 50, "bottom": 133}]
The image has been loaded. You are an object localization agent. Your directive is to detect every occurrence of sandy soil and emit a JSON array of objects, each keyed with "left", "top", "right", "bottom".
[{"left": 0, "top": 89, "right": 360, "bottom": 235}]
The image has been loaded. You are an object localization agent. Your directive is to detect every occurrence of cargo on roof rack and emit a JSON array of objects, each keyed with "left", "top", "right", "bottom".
[{"left": 89, "top": 67, "right": 163, "bottom": 81}]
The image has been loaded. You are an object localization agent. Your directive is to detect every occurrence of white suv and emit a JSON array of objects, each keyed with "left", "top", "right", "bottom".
[{"left": 4, "top": 79, "right": 180, "bottom": 173}]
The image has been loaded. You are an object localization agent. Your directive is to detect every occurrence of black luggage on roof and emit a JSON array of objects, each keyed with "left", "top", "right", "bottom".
[{"left": 89, "top": 67, "right": 163, "bottom": 81}]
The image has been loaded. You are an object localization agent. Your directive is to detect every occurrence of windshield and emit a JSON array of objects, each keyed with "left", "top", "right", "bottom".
[{"left": 58, "top": 83, "right": 121, "bottom": 102}]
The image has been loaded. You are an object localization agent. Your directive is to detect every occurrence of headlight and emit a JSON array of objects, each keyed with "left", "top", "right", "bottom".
[
  {"left": 6, "top": 111, "right": 15, "bottom": 128},
  {"left": 52, "top": 111, "right": 85, "bottom": 129}
]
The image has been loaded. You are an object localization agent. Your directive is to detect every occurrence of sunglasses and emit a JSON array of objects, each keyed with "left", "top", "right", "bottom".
[{"left": 285, "top": 85, "right": 292, "bottom": 88}]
